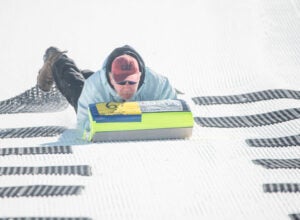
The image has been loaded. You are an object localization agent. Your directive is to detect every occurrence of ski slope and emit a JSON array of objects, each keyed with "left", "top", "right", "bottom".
[{"left": 0, "top": 0, "right": 299, "bottom": 219}]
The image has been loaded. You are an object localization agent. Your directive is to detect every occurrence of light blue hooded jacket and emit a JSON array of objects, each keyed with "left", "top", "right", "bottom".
[{"left": 76, "top": 55, "right": 177, "bottom": 134}]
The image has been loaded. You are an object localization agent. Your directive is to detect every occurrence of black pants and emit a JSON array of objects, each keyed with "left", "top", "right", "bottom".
[{"left": 52, "top": 55, "right": 94, "bottom": 112}]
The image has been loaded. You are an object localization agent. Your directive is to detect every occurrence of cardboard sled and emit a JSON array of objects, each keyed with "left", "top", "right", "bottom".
[{"left": 86, "top": 99, "right": 193, "bottom": 142}]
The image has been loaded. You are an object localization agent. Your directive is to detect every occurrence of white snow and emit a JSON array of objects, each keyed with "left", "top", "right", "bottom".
[{"left": 0, "top": 0, "right": 299, "bottom": 219}]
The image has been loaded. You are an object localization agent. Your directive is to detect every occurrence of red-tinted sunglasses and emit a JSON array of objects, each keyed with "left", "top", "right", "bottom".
[
  {"left": 115, "top": 80, "right": 138, "bottom": 85},
  {"left": 110, "top": 72, "right": 139, "bottom": 86}
]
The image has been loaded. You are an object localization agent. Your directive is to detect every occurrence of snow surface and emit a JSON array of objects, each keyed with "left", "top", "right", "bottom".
[{"left": 0, "top": 0, "right": 300, "bottom": 219}]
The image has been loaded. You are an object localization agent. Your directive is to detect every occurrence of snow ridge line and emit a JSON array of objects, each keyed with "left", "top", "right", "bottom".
[
  {"left": 192, "top": 89, "right": 300, "bottom": 105},
  {"left": 289, "top": 213, "right": 300, "bottom": 220},
  {"left": 253, "top": 158, "right": 300, "bottom": 169},
  {"left": 0, "top": 165, "right": 92, "bottom": 176},
  {"left": 0, "top": 185, "right": 84, "bottom": 198},
  {"left": 0, "top": 85, "right": 68, "bottom": 114},
  {"left": 194, "top": 108, "right": 300, "bottom": 127},
  {"left": 0, "top": 218, "right": 92, "bottom": 220},
  {"left": 0, "top": 126, "right": 67, "bottom": 139},
  {"left": 0, "top": 146, "right": 72, "bottom": 156},
  {"left": 246, "top": 134, "right": 300, "bottom": 147},
  {"left": 263, "top": 183, "right": 300, "bottom": 193}
]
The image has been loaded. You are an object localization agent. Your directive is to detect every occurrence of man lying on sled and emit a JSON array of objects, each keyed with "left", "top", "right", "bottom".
[{"left": 37, "top": 45, "right": 177, "bottom": 134}]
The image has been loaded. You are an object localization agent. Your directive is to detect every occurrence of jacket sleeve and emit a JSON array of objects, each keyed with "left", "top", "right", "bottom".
[
  {"left": 155, "top": 77, "right": 177, "bottom": 100},
  {"left": 76, "top": 80, "right": 94, "bottom": 134}
]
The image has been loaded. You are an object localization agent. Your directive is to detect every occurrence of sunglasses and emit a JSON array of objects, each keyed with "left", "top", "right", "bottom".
[{"left": 115, "top": 80, "right": 138, "bottom": 85}]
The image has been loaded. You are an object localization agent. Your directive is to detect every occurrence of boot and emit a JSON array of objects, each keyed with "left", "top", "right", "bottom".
[{"left": 37, "top": 47, "right": 67, "bottom": 92}]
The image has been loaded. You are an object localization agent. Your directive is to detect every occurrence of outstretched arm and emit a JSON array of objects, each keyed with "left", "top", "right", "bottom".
[
  {"left": 155, "top": 77, "right": 177, "bottom": 100},
  {"left": 76, "top": 81, "right": 94, "bottom": 134}
]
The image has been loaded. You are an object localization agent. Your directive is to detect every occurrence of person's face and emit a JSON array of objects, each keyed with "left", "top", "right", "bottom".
[{"left": 109, "top": 72, "right": 141, "bottom": 100}]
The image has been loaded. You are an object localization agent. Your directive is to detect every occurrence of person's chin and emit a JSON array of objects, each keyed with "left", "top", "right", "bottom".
[{"left": 122, "top": 94, "right": 133, "bottom": 101}]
